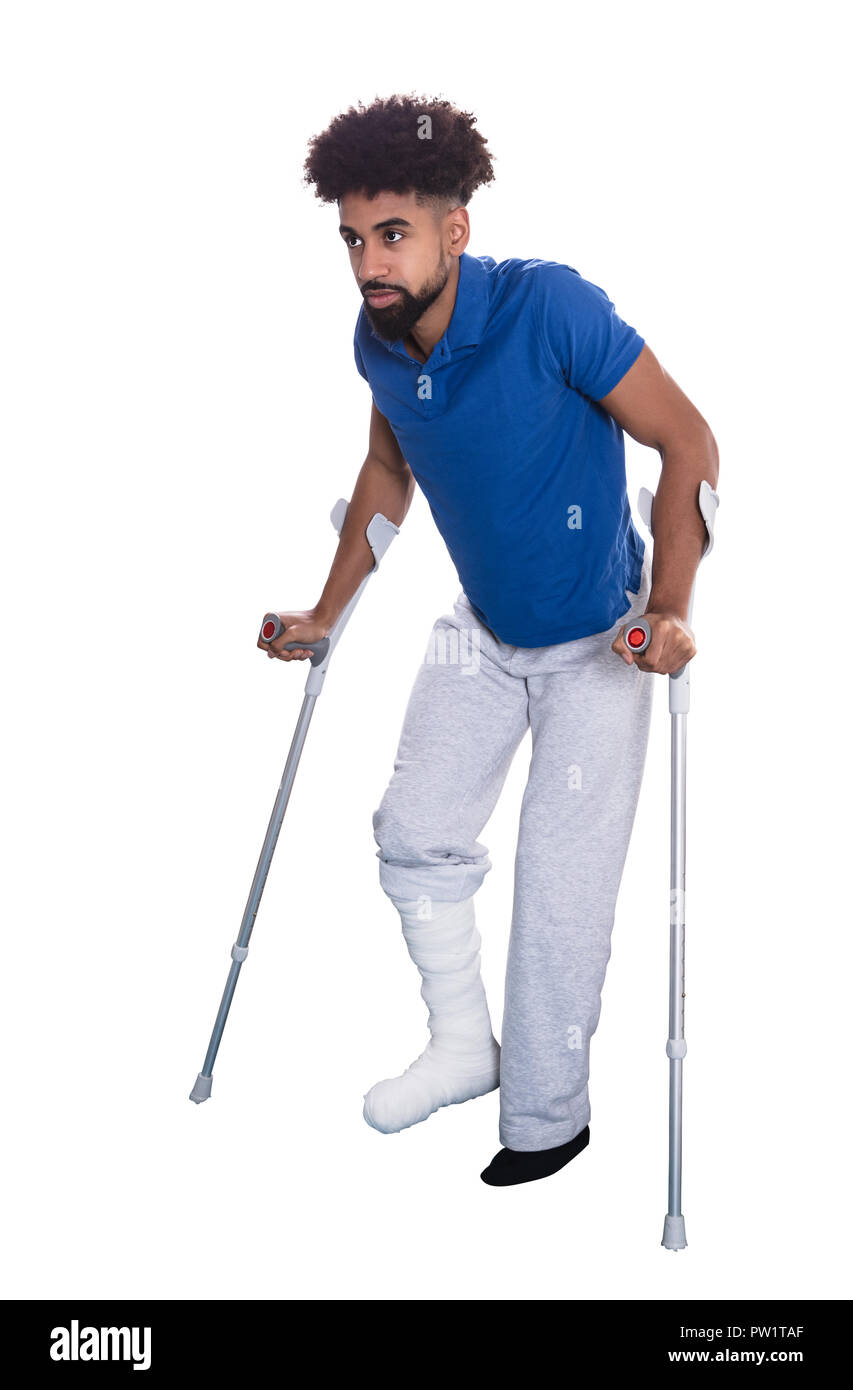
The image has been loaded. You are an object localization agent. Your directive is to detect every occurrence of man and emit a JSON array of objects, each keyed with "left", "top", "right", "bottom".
[{"left": 260, "top": 93, "right": 719, "bottom": 1186}]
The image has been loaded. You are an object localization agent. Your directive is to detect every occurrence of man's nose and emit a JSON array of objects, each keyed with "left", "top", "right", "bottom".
[{"left": 357, "top": 252, "right": 391, "bottom": 285}]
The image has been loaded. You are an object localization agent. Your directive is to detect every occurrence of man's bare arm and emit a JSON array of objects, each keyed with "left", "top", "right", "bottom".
[
  {"left": 314, "top": 401, "right": 416, "bottom": 630},
  {"left": 597, "top": 343, "right": 720, "bottom": 624},
  {"left": 260, "top": 403, "right": 414, "bottom": 660}
]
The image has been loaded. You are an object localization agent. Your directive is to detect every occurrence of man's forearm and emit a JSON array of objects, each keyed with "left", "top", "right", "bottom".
[
  {"left": 314, "top": 455, "right": 415, "bottom": 628},
  {"left": 645, "top": 429, "right": 720, "bottom": 622}
]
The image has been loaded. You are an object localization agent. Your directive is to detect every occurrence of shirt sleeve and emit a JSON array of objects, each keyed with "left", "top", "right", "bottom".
[{"left": 535, "top": 262, "right": 645, "bottom": 400}]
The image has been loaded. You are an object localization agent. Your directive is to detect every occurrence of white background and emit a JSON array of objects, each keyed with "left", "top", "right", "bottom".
[{"left": 2, "top": 0, "right": 850, "bottom": 1301}]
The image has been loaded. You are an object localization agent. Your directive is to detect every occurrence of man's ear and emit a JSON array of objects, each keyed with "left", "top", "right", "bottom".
[{"left": 447, "top": 207, "right": 470, "bottom": 254}]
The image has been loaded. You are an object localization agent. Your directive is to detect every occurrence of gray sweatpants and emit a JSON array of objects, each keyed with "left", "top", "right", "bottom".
[{"left": 372, "top": 547, "right": 654, "bottom": 1151}]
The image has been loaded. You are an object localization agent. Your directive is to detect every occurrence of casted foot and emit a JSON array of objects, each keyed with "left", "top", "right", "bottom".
[{"left": 363, "top": 1037, "right": 501, "bottom": 1135}]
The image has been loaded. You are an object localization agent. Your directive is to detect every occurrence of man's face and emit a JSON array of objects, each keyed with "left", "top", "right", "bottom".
[{"left": 338, "top": 189, "right": 455, "bottom": 341}]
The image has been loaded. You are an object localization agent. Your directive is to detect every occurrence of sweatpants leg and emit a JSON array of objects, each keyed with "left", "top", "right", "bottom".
[
  {"left": 498, "top": 561, "right": 654, "bottom": 1150},
  {"left": 372, "top": 594, "right": 529, "bottom": 904}
]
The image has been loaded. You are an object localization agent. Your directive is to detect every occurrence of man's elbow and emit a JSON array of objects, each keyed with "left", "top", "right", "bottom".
[{"left": 660, "top": 420, "right": 720, "bottom": 491}]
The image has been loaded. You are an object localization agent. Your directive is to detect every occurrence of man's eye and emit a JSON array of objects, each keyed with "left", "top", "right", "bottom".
[{"left": 344, "top": 231, "right": 403, "bottom": 248}]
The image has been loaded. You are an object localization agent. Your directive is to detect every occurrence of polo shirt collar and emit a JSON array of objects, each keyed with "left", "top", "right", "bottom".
[{"left": 367, "top": 251, "right": 490, "bottom": 364}]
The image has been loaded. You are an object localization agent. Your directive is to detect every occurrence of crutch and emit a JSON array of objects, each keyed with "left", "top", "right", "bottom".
[
  {"left": 189, "top": 498, "right": 400, "bottom": 1103},
  {"left": 622, "top": 478, "right": 719, "bottom": 1250}
]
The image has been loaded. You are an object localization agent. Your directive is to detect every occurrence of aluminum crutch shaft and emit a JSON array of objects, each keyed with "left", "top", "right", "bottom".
[
  {"left": 631, "top": 478, "right": 719, "bottom": 1250},
  {"left": 189, "top": 690, "right": 320, "bottom": 1101},
  {"left": 189, "top": 500, "right": 399, "bottom": 1104}
]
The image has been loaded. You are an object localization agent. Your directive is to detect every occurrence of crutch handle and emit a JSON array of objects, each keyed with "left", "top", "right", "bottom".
[
  {"left": 624, "top": 618, "right": 651, "bottom": 654},
  {"left": 259, "top": 502, "right": 400, "bottom": 698},
  {"left": 258, "top": 615, "right": 330, "bottom": 667},
  {"left": 628, "top": 479, "right": 719, "bottom": 680}
]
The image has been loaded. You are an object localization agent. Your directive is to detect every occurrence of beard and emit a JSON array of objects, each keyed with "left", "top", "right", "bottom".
[{"left": 362, "top": 257, "right": 451, "bottom": 342}]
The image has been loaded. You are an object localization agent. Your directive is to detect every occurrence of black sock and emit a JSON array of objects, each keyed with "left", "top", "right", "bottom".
[{"left": 480, "top": 1125, "right": 590, "bottom": 1186}]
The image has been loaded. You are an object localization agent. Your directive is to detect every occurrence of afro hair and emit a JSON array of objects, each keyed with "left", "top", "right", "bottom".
[{"left": 303, "top": 92, "right": 495, "bottom": 210}]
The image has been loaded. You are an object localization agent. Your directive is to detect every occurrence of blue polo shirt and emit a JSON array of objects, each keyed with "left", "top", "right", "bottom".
[{"left": 353, "top": 251, "right": 646, "bottom": 646}]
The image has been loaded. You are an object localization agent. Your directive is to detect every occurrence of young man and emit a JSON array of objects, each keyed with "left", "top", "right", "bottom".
[{"left": 261, "top": 94, "right": 719, "bottom": 1186}]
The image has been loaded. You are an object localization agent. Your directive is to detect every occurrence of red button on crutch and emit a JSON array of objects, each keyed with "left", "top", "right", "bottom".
[{"left": 625, "top": 620, "right": 651, "bottom": 651}]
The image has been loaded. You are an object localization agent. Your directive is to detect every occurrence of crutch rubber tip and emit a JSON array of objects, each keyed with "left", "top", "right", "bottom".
[
  {"left": 661, "top": 1214, "right": 687, "bottom": 1250},
  {"left": 189, "top": 1073, "right": 213, "bottom": 1104}
]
